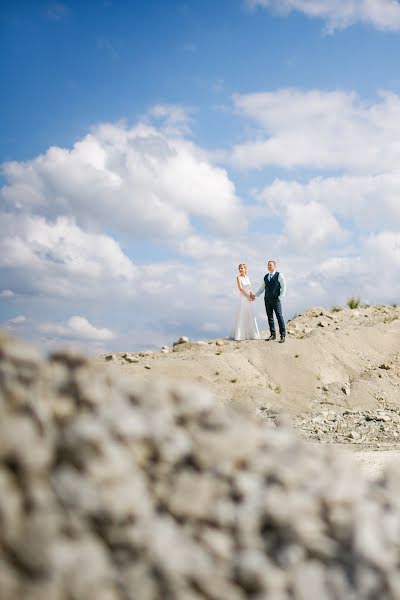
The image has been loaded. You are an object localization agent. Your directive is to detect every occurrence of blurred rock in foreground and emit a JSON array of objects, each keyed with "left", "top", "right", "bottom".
[{"left": 1, "top": 331, "right": 400, "bottom": 599}]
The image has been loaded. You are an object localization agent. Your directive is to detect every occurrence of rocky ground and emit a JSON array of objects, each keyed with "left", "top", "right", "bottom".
[
  {"left": 259, "top": 405, "right": 400, "bottom": 449},
  {"left": 99, "top": 304, "right": 400, "bottom": 451},
  {"left": 4, "top": 330, "right": 400, "bottom": 599}
]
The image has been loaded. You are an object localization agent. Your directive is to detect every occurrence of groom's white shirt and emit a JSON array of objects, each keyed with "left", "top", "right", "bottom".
[{"left": 255, "top": 271, "right": 286, "bottom": 298}]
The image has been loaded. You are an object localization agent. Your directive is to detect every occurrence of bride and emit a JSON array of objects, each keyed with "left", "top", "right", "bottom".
[{"left": 230, "top": 263, "right": 260, "bottom": 341}]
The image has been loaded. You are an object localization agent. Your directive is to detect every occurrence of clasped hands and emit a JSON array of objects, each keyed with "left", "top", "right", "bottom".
[{"left": 249, "top": 292, "right": 256, "bottom": 301}]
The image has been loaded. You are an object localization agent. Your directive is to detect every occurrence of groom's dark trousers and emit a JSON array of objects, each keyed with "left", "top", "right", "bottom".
[{"left": 264, "top": 272, "right": 286, "bottom": 338}]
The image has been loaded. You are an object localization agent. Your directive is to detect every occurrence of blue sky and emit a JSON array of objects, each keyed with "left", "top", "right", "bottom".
[{"left": 1, "top": 0, "right": 400, "bottom": 352}]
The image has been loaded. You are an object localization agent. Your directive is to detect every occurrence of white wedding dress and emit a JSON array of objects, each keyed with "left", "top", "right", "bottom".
[{"left": 230, "top": 276, "right": 260, "bottom": 341}]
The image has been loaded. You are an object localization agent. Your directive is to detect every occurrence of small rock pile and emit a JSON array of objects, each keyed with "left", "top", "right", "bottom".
[
  {"left": 259, "top": 406, "right": 400, "bottom": 446},
  {"left": 301, "top": 407, "right": 400, "bottom": 446},
  {"left": 3, "top": 332, "right": 400, "bottom": 599}
]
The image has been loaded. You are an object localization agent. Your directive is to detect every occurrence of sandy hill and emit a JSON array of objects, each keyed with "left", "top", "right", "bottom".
[{"left": 101, "top": 305, "right": 400, "bottom": 449}]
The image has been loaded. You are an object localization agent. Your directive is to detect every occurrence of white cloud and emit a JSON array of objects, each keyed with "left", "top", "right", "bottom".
[
  {"left": 40, "top": 316, "right": 114, "bottom": 341},
  {"left": 0, "top": 289, "right": 15, "bottom": 297},
  {"left": 364, "top": 231, "right": 400, "bottom": 273},
  {"left": 0, "top": 113, "right": 248, "bottom": 350},
  {"left": 247, "top": 0, "right": 400, "bottom": 32},
  {"left": 258, "top": 172, "right": 400, "bottom": 232},
  {"left": 285, "top": 201, "right": 346, "bottom": 249},
  {"left": 316, "top": 232, "right": 400, "bottom": 304},
  {"left": 0, "top": 214, "right": 136, "bottom": 299},
  {"left": 1, "top": 120, "right": 245, "bottom": 240},
  {"left": 253, "top": 153, "right": 400, "bottom": 307},
  {"left": 147, "top": 103, "right": 193, "bottom": 136},
  {"left": 7, "top": 315, "right": 26, "bottom": 325},
  {"left": 177, "top": 235, "right": 232, "bottom": 259},
  {"left": 231, "top": 89, "right": 400, "bottom": 172}
]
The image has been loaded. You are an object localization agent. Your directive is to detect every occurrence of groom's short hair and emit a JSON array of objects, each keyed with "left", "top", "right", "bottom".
[{"left": 268, "top": 260, "right": 276, "bottom": 265}]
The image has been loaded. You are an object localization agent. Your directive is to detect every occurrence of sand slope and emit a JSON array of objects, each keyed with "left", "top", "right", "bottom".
[{"left": 103, "top": 305, "right": 400, "bottom": 418}]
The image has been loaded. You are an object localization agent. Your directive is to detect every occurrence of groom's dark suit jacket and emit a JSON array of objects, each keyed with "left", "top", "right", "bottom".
[{"left": 263, "top": 272, "right": 281, "bottom": 302}]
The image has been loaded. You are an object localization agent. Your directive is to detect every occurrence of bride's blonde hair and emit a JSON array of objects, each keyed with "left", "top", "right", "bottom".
[{"left": 238, "top": 263, "right": 247, "bottom": 272}]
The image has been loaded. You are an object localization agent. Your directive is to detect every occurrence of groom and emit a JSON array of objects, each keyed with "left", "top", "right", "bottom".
[{"left": 251, "top": 260, "right": 286, "bottom": 343}]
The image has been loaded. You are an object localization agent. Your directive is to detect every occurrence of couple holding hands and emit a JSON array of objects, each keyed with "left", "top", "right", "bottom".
[{"left": 231, "top": 260, "right": 286, "bottom": 343}]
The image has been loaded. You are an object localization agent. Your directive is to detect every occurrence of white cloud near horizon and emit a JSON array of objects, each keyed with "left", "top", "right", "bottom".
[
  {"left": 40, "top": 315, "right": 114, "bottom": 341},
  {"left": 7, "top": 315, "right": 26, "bottom": 325},
  {"left": 247, "top": 0, "right": 400, "bottom": 32},
  {"left": 231, "top": 89, "right": 400, "bottom": 172}
]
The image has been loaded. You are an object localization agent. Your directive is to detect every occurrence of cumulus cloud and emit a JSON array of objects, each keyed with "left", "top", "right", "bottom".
[
  {"left": 0, "top": 112, "right": 249, "bottom": 350},
  {"left": 40, "top": 316, "right": 114, "bottom": 341},
  {"left": 237, "top": 86, "right": 400, "bottom": 312},
  {"left": 0, "top": 213, "right": 135, "bottom": 299},
  {"left": 7, "top": 315, "right": 26, "bottom": 325},
  {"left": 258, "top": 172, "right": 400, "bottom": 233},
  {"left": 231, "top": 89, "right": 400, "bottom": 172},
  {"left": 1, "top": 120, "right": 245, "bottom": 240},
  {"left": 316, "top": 231, "right": 400, "bottom": 305},
  {"left": 0, "top": 290, "right": 15, "bottom": 297},
  {"left": 148, "top": 103, "right": 193, "bottom": 136},
  {"left": 177, "top": 235, "right": 232, "bottom": 259},
  {"left": 285, "top": 201, "right": 346, "bottom": 249},
  {"left": 247, "top": 0, "right": 400, "bottom": 32}
]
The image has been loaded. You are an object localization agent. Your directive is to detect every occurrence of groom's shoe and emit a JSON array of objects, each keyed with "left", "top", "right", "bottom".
[
  {"left": 266, "top": 334, "right": 276, "bottom": 341},
  {"left": 279, "top": 336, "right": 286, "bottom": 344}
]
